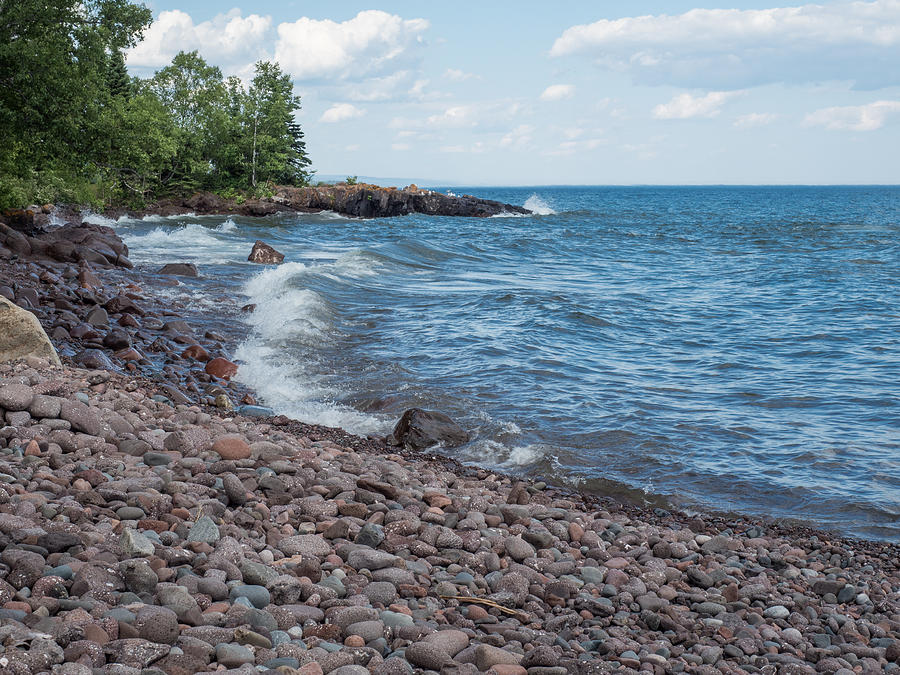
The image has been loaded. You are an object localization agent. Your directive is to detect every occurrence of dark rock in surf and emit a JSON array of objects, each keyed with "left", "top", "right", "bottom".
[
  {"left": 158, "top": 263, "right": 198, "bottom": 277},
  {"left": 248, "top": 240, "right": 284, "bottom": 265},
  {"left": 388, "top": 408, "right": 469, "bottom": 451},
  {"left": 274, "top": 183, "right": 530, "bottom": 219}
]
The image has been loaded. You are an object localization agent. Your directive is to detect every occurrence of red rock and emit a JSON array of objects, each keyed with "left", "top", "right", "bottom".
[
  {"left": 467, "top": 605, "right": 489, "bottom": 620},
  {"left": 114, "top": 347, "right": 143, "bottom": 361},
  {"left": 182, "top": 344, "right": 210, "bottom": 361},
  {"left": 24, "top": 440, "right": 40, "bottom": 456},
  {"left": 568, "top": 522, "right": 584, "bottom": 542},
  {"left": 344, "top": 635, "right": 365, "bottom": 647},
  {"left": 118, "top": 314, "right": 140, "bottom": 328},
  {"left": 296, "top": 664, "right": 324, "bottom": 675},
  {"left": 205, "top": 357, "right": 238, "bottom": 380},
  {"left": 488, "top": 666, "right": 527, "bottom": 675},
  {"left": 212, "top": 435, "right": 251, "bottom": 460},
  {"left": 138, "top": 519, "right": 169, "bottom": 533},
  {"left": 82, "top": 623, "right": 110, "bottom": 645}
]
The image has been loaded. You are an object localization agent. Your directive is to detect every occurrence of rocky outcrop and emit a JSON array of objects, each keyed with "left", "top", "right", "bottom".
[
  {"left": 248, "top": 240, "right": 284, "bottom": 264},
  {"left": 0, "top": 296, "right": 61, "bottom": 365},
  {"left": 0, "top": 214, "right": 133, "bottom": 269},
  {"left": 275, "top": 183, "right": 530, "bottom": 218},
  {"left": 388, "top": 408, "right": 469, "bottom": 450}
]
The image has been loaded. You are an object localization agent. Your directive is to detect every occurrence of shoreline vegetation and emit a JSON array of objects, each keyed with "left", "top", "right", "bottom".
[{"left": 0, "top": 208, "right": 898, "bottom": 673}]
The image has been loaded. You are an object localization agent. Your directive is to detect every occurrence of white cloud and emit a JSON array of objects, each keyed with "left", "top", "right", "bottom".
[
  {"left": 127, "top": 9, "right": 272, "bottom": 72},
  {"left": 445, "top": 68, "right": 478, "bottom": 81},
  {"left": 392, "top": 101, "right": 526, "bottom": 131},
  {"left": 734, "top": 112, "right": 779, "bottom": 128},
  {"left": 391, "top": 143, "right": 411, "bottom": 151},
  {"left": 804, "top": 100, "right": 900, "bottom": 130},
  {"left": 550, "top": 1, "right": 900, "bottom": 89},
  {"left": 320, "top": 103, "right": 365, "bottom": 123},
  {"left": 540, "top": 84, "right": 575, "bottom": 101},
  {"left": 652, "top": 91, "right": 741, "bottom": 119},
  {"left": 500, "top": 124, "right": 535, "bottom": 149},
  {"left": 275, "top": 10, "right": 429, "bottom": 82}
]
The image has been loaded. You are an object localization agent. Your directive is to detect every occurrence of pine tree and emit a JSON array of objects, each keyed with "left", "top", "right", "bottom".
[{"left": 107, "top": 50, "right": 132, "bottom": 99}]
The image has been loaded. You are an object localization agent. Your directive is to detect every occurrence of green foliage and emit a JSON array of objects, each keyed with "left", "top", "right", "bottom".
[
  {"left": 345, "top": 176, "right": 359, "bottom": 185},
  {"left": 0, "top": 2, "right": 313, "bottom": 208}
]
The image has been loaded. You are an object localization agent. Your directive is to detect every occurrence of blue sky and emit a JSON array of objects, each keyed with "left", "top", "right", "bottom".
[{"left": 128, "top": 1, "right": 900, "bottom": 185}]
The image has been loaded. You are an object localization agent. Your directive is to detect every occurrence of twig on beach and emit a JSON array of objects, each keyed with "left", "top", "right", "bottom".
[{"left": 439, "top": 595, "right": 528, "bottom": 621}]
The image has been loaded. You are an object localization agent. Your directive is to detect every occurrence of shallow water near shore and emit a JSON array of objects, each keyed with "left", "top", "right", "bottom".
[{"left": 98, "top": 186, "right": 900, "bottom": 540}]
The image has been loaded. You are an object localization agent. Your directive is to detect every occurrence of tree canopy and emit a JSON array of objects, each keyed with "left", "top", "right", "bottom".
[{"left": 0, "top": 0, "right": 312, "bottom": 208}]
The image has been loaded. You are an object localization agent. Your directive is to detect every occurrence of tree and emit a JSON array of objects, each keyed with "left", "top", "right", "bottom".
[
  {"left": 0, "top": 0, "right": 152, "bottom": 170},
  {"left": 148, "top": 51, "right": 228, "bottom": 192},
  {"left": 107, "top": 49, "right": 133, "bottom": 100},
  {"left": 244, "top": 61, "right": 311, "bottom": 187}
]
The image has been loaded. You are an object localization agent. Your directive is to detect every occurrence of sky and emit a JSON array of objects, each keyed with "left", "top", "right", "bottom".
[{"left": 127, "top": 1, "right": 900, "bottom": 185}]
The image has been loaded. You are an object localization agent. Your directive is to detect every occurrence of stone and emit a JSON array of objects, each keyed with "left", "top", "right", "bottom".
[
  {"left": 211, "top": 434, "right": 251, "bottom": 460},
  {"left": 355, "top": 522, "right": 386, "bottom": 548},
  {"left": 86, "top": 304, "right": 109, "bottom": 326},
  {"left": 248, "top": 240, "right": 285, "bottom": 264},
  {"left": 0, "top": 383, "right": 34, "bottom": 410},
  {"left": 347, "top": 549, "right": 401, "bottom": 571},
  {"left": 764, "top": 605, "right": 790, "bottom": 619},
  {"left": 187, "top": 515, "right": 220, "bottom": 544},
  {"left": 424, "top": 629, "right": 469, "bottom": 657},
  {"left": 405, "top": 641, "right": 452, "bottom": 670},
  {"left": 388, "top": 408, "right": 469, "bottom": 450},
  {"left": 505, "top": 536, "right": 536, "bottom": 561},
  {"left": 279, "top": 534, "right": 332, "bottom": 558},
  {"left": 205, "top": 357, "right": 239, "bottom": 380},
  {"left": 229, "top": 584, "right": 270, "bottom": 609},
  {"left": 158, "top": 263, "right": 198, "bottom": 277},
  {"left": 133, "top": 605, "right": 179, "bottom": 645},
  {"left": 59, "top": 398, "right": 103, "bottom": 435},
  {"left": 0, "top": 296, "right": 61, "bottom": 365},
  {"left": 215, "top": 643, "right": 254, "bottom": 668},
  {"left": 476, "top": 644, "right": 522, "bottom": 670},
  {"left": 121, "top": 528, "right": 155, "bottom": 557}
]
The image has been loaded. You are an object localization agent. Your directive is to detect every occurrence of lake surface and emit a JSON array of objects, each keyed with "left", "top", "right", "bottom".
[{"left": 101, "top": 185, "right": 900, "bottom": 540}]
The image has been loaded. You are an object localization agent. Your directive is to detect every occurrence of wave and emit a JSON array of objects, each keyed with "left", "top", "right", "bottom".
[
  {"left": 524, "top": 194, "right": 556, "bottom": 215},
  {"left": 217, "top": 218, "right": 238, "bottom": 232},
  {"left": 233, "top": 263, "right": 388, "bottom": 436}
]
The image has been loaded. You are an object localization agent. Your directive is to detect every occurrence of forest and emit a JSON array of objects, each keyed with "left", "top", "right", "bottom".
[{"left": 0, "top": 0, "right": 311, "bottom": 209}]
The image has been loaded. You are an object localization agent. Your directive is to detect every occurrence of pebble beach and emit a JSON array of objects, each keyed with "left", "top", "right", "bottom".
[{"left": 0, "top": 212, "right": 898, "bottom": 674}]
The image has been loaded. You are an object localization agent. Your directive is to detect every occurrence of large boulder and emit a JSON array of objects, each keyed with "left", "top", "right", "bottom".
[
  {"left": 0, "top": 297, "right": 61, "bottom": 365},
  {"left": 158, "top": 263, "right": 198, "bottom": 277},
  {"left": 388, "top": 408, "right": 469, "bottom": 450},
  {"left": 248, "top": 240, "right": 284, "bottom": 264}
]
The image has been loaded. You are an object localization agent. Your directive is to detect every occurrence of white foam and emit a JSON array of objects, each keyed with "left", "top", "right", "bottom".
[
  {"left": 233, "top": 263, "right": 388, "bottom": 436},
  {"left": 81, "top": 211, "right": 120, "bottom": 227},
  {"left": 217, "top": 218, "right": 238, "bottom": 232},
  {"left": 523, "top": 194, "right": 556, "bottom": 215},
  {"left": 121, "top": 223, "right": 247, "bottom": 264}
]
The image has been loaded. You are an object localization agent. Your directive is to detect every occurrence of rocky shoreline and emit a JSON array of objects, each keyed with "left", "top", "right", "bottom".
[
  {"left": 119, "top": 183, "right": 530, "bottom": 221},
  {"left": 0, "top": 211, "right": 898, "bottom": 674}
]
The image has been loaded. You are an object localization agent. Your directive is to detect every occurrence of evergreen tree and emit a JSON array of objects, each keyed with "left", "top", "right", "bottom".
[{"left": 107, "top": 50, "right": 133, "bottom": 100}]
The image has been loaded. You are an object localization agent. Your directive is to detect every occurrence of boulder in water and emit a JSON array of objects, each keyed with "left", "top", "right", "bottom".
[
  {"left": 158, "top": 263, "right": 198, "bottom": 277},
  {"left": 0, "top": 297, "right": 61, "bottom": 365},
  {"left": 248, "top": 240, "right": 284, "bottom": 264},
  {"left": 388, "top": 408, "right": 469, "bottom": 450}
]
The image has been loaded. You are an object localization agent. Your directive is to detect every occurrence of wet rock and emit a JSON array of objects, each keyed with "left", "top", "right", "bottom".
[
  {"left": 248, "top": 240, "right": 285, "bottom": 264},
  {"left": 158, "top": 263, "right": 198, "bottom": 277},
  {"left": 388, "top": 408, "right": 469, "bottom": 450},
  {"left": 205, "top": 357, "right": 239, "bottom": 380}
]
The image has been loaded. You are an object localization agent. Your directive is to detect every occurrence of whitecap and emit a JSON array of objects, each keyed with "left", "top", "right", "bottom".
[{"left": 523, "top": 194, "right": 556, "bottom": 215}]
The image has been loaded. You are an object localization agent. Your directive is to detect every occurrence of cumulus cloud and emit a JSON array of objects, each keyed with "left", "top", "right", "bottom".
[
  {"left": 734, "top": 112, "right": 779, "bottom": 128},
  {"left": 540, "top": 84, "right": 575, "bottom": 101},
  {"left": 652, "top": 91, "right": 741, "bottom": 119},
  {"left": 804, "top": 100, "right": 900, "bottom": 130},
  {"left": 127, "top": 9, "right": 272, "bottom": 72},
  {"left": 275, "top": 10, "right": 429, "bottom": 82},
  {"left": 550, "top": 1, "right": 900, "bottom": 89},
  {"left": 320, "top": 103, "right": 365, "bottom": 123}
]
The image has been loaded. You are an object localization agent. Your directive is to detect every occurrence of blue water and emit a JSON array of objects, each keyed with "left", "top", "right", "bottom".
[{"left": 103, "top": 186, "right": 900, "bottom": 540}]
